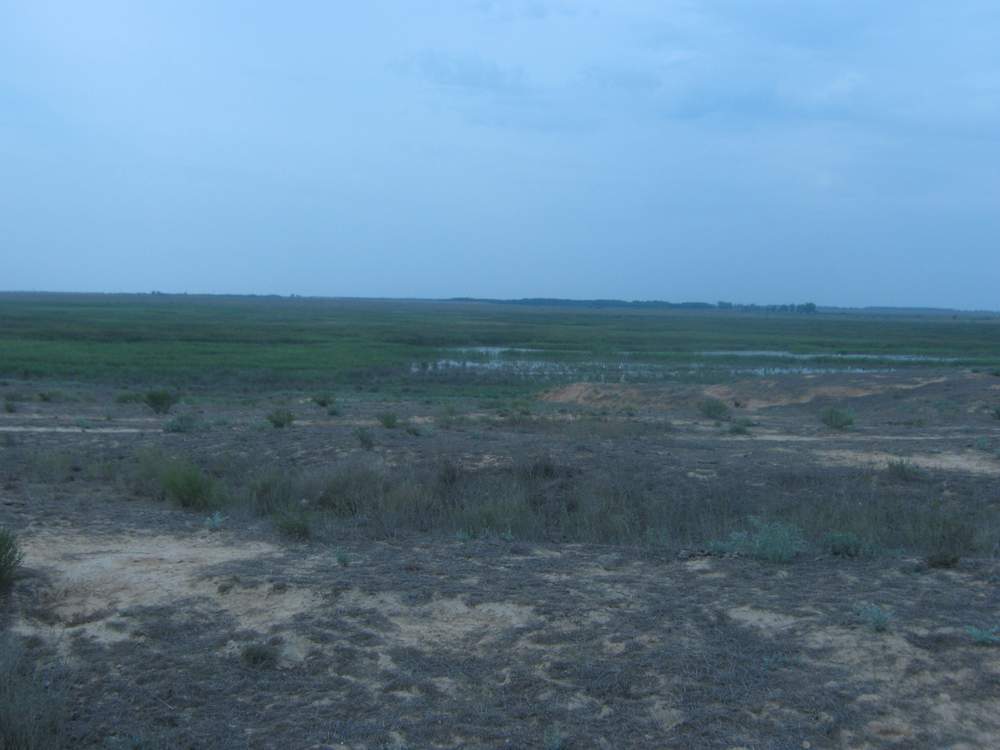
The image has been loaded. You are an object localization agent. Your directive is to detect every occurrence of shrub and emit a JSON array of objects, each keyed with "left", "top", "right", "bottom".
[
  {"left": 378, "top": 412, "right": 399, "bottom": 429},
  {"left": 884, "top": 459, "right": 925, "bottom": 482},
  {"left": 2, "top": 399, "right": 14, "bottom": 414},
  {"left": 820, "top": 407, "right": 854, "bottom": 430},
  {"left": 266, "top": 409, "right": 295, "bottom": 428},
  {"left": 312, "top": 394, "right": 334, "bottom": 408},
  {"left": 698, "top": 398, "right": 730, "bottom": 421},
  {"left": 711, "top": 517, "right": 807, "bottom": 563},
  {"left": 160, "top": 463, "right": 214, "bottom": 510},
  {"left": 992, "top": 406, "right": 1000, "bottom": 421},
  {"left": 354, "top": 427, "right": 375, "bottom": 451},
  {"left": 36, "top": 391, "right": 62, "bottom": 403},
  {"left": 0, "top": 528, "right": 23, "bottom": 588},
  {"left": 144, "top": 390, "right": 179, "bottom": 415}
]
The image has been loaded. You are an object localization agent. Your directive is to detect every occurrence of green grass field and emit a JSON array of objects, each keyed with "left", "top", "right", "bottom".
[{"left": 2, "top": 292, "right": 999, "bottom": 390}]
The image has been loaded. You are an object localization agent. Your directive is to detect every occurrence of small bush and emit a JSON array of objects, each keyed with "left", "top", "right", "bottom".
[
  {"left": 312, "top": 394, "right": 333, "bottom": 408},
  {"left": 965, "top": 625, "right": 1000, "bottom": 646},
  {"left": 160, "top": 463, "right": 214, "bottom": 510},
  {"left": 698, "top": 398, "right": 730, "bottom": 421},
  {"left": 820, "top": 407, "right": 854, "bottom": 430},
  {"left": 0, "top": 528, "right": 24, "bottom": 588},
  {"left": 991, "top": 406, "right": 1000, "bottom": 421},
  {"left": 36, "top": 391, "right": 63, "bottom": 403},
  {"left": 240, "top": 643, "right": 278, "bottom": 668},
  {"left": 378, "top": 412, "right": 399, "bottom": 429},
  {"left": 2, "top": 399, "right": 14, "bottom": 414},
  {"left": 145, "top": 390, "right": 179, "bottom": 415},
  {"left": 884, "top": 459, "right": 925, "bottom": 482},
  {"left": 711, "top": 517, "right": 807, "bottom": 563},
  {"left": 354, "top": 427, "right": 375, "bottom": 451},
  {"left": 266, "top": 409, "right": 295, "bottom": 428}
]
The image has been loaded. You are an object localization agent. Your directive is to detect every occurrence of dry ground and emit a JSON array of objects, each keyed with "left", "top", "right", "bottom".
[{"left": 2, "top": 369, "right": 1000, "bottom": 748}]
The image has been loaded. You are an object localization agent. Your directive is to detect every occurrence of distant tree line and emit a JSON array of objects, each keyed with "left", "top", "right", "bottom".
[{"left": 450, "top": 298, "right": 818, "bottom": 313}]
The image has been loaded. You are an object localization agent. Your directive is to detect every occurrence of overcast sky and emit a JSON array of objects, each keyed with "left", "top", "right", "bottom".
[{"left": 2, "top": 1, "right": 998, "bottom": 308}]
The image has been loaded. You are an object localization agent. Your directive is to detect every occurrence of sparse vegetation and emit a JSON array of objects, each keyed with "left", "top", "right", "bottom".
[
  {"left": 378, "top": 412, "right": 399, "bottom": 428},
  {"left": 0, "top": 528, "right": 23, "bottom": 587},
  {"left": 266, "top": 409, "right": 295, "bottom": 428},
  {"left": 312, "top": 394, "right": 334, "bottom": 408},
  {"left": 728, "top": 418, "right": 753, "bottom": 435},
  {"left": 823, "top": 531, "right": 870, "bottom": 559},
  {"left": 0, "top": 638, "right": 65, "bottom": 749},
  {"left": 820, "top": 407, "right": 854, "bottom": 429},
  {"left": 3, "top": 398, "right": 14, "bottom": 413},
  {"left": 144, "top": 390, "right": 179, "bottom": 414}
]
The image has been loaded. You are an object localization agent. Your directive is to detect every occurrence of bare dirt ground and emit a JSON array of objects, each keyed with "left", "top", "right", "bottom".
[{"left": 2, "top": 369, "right": 1000, "bottom": 748}]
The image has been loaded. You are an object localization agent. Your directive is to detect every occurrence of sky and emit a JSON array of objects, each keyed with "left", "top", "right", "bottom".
[{"left": 2, "top": 1, "right": 999, "bottom": 309}]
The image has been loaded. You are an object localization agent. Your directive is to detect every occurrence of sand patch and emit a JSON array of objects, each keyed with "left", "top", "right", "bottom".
[
  {"left": 816, "top": 449, "right": 1000, "bottom": 476},
  {"left": 338, "top": 590, "right": 537, "bottom": 650},
  {"left": 12, "top": 531, "right": 293, "bottom": 651}
]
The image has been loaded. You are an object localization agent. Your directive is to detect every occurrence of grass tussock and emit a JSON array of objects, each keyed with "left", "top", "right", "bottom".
[
  {"left": 160, "top": 462, "right": 216, "bottom": 510},
  {"left": 698, "top": 398, "right": 730, "bottom": 421},
  {"left": 265, "top": 409, "right": 295, "bottom": 428}
]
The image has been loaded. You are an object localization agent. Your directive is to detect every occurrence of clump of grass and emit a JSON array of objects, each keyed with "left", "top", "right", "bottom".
[
  {"left": 820, "top": 407, "right": 854, "bottom": 430},
  {"left": 884, "top": 459, "right": 925, "bottom": 482},
  {"left": 266, "top": 409, "right": 295, "bottom": 428},
  {"left": 710, "top": 517, "right": 807, "bottom": 563},
  {"left": 144, "top": 390, "right": 179, "bottom": 415},
  {"left": 36, "top": 391, "right": 63, "bottom": 403},
  {"left": 354, "top": 427, "right": 375, "bottom": 451},
  {"left": 404, "top": 422, "right": 421, "bottom": 436},
  {"left": 855, "top": 603, "right": 892, "bottom": 632},
  {"left": 378, "top": 412, "right": 399, "bottom": 429},
  {"left": 163, "top": 413, "right": 200, "bottom": 433},
  {"left": 698, "top": 398, "right": 730, "bottom": 421},
  {"left": 991, "top": 406, "right": 1000, "bottom": 420},
  {"left": 204, "top": 511, "right": 226, "bottom": 532},
  {"left": 240, "top": 643, "right": 278, "bottom": 668},
  {"left": 3, "top": 398, "right": 15, "bottom": 414},
  {"left": 965, "top": 625, "right": 1000, "bottom": 646},
  {"left": 274, "top": 510, "right": 312, "bottom": 541},
  {"left": 160, "top": 462, "right": 215, "bottom": 510},
  {"left": 0, "top": 638, "right": 65, "bottom": 749},
  {"left": 312, "top": 394, "right": 334, "bottom": 408},
  {"left": 0, "top": 528, "right": 24, "bottom": 588}
]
